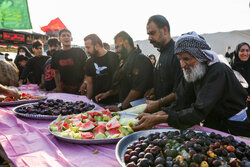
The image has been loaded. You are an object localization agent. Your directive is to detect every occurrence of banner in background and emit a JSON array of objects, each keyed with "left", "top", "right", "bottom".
[{"left": 0, "top": 0, "right": 32, "bottom": 29}]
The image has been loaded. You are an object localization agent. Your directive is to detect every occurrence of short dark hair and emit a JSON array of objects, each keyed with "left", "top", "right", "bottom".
[
  {"left": 103, "top": 42, "right": 110, "bottom": 50},
  {"left": 16, "top": 55, "right": 28, "bottom": 63},
  {"left": 147, "top": 15, "right": 170, "bottom": 33},
  {"left": 48, "top": 37, "right": 60, "bottom": 46},
  {"left": 149, "top": 54, "right": 156, "bottom": 60},
  {"left": 59, "top": 29, "right": 71, "bottom": 37},
  {"left": 114, "top": 31, "right": 134, "bottom": 47},
  {"left": 32, "top": 40, "right": 43, "bottom": 49},
  {"left": 84, "top": 34, "right": 103, "bottom": 47}
]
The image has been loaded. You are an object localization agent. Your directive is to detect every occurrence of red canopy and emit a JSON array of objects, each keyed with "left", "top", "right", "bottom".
[{"left": 41, "top": 17, "right": 67, "bottom": 32}]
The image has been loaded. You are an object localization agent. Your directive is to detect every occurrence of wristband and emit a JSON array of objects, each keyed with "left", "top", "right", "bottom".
[{"left": 117, "top": 103, "right": 123, "bottom": 110}]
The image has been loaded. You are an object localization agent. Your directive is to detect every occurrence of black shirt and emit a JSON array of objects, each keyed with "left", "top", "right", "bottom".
[
  {"left": 51, "top": 48, "right": 87, "bottom": 94},
  {"left": 154, "top": 39, "right": 183, "bottom": 99},
  {"left": 20, "top": 56, "right": 50, "bottom": 84},
  {"left": 118, "top": 48, "right": 154, "bottom": 102},
  {"left": 43, "top": 58, "right": 56, "bottom": 91},
  {"left": 85, "top": 51, "right": 119, "bottom": 104},
  {"left": 164, "top": 62, "right": 248, "bottom": 132}
]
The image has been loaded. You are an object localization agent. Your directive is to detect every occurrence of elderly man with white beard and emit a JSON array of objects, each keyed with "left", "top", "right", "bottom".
[{"left": 133, "top": 32, "right": 250, "bottom": 137}]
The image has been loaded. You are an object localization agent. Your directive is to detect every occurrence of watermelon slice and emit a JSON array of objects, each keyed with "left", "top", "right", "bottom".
[
  {"left": 101, "top": 109, "right": 111, "bottom": 116},
  {"left": 65, "top": 115, "right": 72, "bottom": 120},
  {"left": 79, "top": 121, "right": 96, "bottom": 132},
  {"left": 106, "top": 119, "right": 120, "bottom": 130},
  {"left": 62, "top": 122, "right": 69, "bottom": 130},
  {"left": 87, "top": 110, "right": 102, "bottom": 117},
  {"left": 105, "top": 127, "right": 121, "bottom": 136},
  {"left": 81, "top": 132, "right": 94, "bottom": 139},
  {"left": 93, "top": 124, "right": 106, "bottom": 134}
]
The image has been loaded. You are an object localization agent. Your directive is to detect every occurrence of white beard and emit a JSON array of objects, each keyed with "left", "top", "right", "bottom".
[{"left": 183, "top": 62, "right": 207, "bottom": 83}]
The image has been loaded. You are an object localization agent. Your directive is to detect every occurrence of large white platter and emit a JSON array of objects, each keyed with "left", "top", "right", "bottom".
[{"left": 49, "top": 113, "right": 137, "bottom": 144}]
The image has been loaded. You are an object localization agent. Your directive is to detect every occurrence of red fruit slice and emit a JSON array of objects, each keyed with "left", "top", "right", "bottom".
[
  {"left": 93, "top": 124, "right": 106, "bottom": 134},
  {"left": 106, "top": 119, "right": 120, "bottom": 130},
  {"left": 81, "top": 132, "right": 94, "bottom": 139},
  {"left": 105, "top": 127, "right": 120, "bottom": 136},
  {"left": 62, "top": 122, "right": 69, "bottom": 130},
  {"left": 79, "top": 121, "right": 96, "bottom": 131},
  {"left": 101, "top": 109, "right": 111, "bottom": 116}
]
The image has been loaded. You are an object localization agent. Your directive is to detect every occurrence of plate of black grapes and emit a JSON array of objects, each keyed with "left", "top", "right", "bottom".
[
  {"left": 13, "top": 99, "right": 96, "bottom": 120},
  {"left": 116, "top": 128, "right": 250, "bottom": 167}
]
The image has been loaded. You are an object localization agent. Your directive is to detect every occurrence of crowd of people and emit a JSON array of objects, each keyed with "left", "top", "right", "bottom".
[{"left": 0, "top": 14, "right": 250, "bottom": 137}]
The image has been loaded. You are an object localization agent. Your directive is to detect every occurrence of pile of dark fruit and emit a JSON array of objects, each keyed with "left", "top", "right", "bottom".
[
  {"left": 15, "top": 99, "right": 95, "bottom": 116},
  {"left": 124, "top": 130, "right": 250, "bottom": 167}
]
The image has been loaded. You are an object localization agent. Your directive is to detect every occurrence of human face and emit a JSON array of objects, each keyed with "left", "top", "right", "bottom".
[
  {"left": 115, "top": 37, "right": 128, "bottom": 60},
  {"left": 177, "top": 52, "right": 206, "bottom": 82},
  {"left": 147, "top": 22, "right": 166, "bottom": 48},
  {"left": 84, "top": 40, "right": 98, "bottom": 57},
  {"left": 177, "top": 52, "right": 197, "bottom": 72},
  {"left": 238, "top": 44, "right": 250, "bottom": 62},
  {"left": 19, "top": 48, "right": 25, "bottom": 55},
  {"left": 49, "top": 45, "right": 60, "bottom": 52},
  {"left": 32, "top": 46, "right": 43, "bottom": 56},
  {"left": 59, "top": 31, "right": 72, "bottom": 48},
  {"left": 19, "top": 60, "right": 27, "bottom": 67},
  {"left": 150, "top": 56, "right": 156, "bottom": 65}
]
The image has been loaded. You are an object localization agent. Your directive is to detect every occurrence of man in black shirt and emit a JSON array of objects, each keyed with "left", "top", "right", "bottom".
[
  {"left": 95, "top": 31, "right": 154, "bottom": 112},
  {"left": 40, "top": 38, "right": 61, "bottom": 91},
  {"left": 84, "top": 34, "right": 119, "bottom": 104},
  {"left": 133, "top": 32, "right": 250, "bottom": 137},
  {"left": 144, "top": 15, "right": 183, "bottom": 113},
  {"left": 51, "top": 29, "right": 87, "bottom": 94},
  {"left": 19, "top": 40, "right": 49, "bottom": 86}
]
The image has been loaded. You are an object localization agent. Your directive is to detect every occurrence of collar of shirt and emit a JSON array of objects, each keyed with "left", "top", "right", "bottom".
[{"left": 159, "top": 38, "right": 174, "bottom": 53}]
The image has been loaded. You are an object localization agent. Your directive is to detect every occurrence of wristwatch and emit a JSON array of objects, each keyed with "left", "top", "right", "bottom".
[{"left": 117, "top": 103, "right": 123, "bottom": 110}]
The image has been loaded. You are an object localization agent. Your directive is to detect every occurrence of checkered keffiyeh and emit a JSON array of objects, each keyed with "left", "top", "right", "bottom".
[{"left": 175, "top": 31, "right": 220, "bottom": 66}]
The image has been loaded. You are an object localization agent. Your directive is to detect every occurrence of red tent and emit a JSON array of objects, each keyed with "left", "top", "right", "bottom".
[{"left": 41, "top": 17, "right": 67, "bottom": 33}]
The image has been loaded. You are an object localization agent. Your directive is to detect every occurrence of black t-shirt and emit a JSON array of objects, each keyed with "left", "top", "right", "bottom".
[
  {"left": 85, "top": 51, "right": 119, "bottom": 104},
  {"left": 119, "top": 48, "right": 154, "bottom": 102},
  {"left": 51, "top": 48, "right": 87, "bottom": 94},
  {"left": 154, "top": 39, "right": 183, "bottom": 99},
  {"left": 43, "top": 58, "right": 56, "bottom": 91},
  {"left": 20, "top": 56, "right": 50, "bottom": 84}
]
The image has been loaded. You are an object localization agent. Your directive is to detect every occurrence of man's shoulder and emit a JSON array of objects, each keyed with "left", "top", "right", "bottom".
[{"left": 209, "top": 62, "right": 230, "bottom": 71}]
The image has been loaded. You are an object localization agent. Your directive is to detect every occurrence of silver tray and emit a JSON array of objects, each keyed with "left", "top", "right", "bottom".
[
  {"left": 49, "top": 113, "right": 137, "bottom": 144},
  {"left": 12, "top": 102, "right": 97, "bottom": 120},
  {"left": 0, "top": 96, "right": 47, "bottom": 106},
  {"left": 116, "top": 128, "right": 187, "bottom": 167}
]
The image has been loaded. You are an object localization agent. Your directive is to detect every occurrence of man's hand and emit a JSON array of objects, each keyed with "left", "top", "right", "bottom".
[
  {"left": 55, "top": 87, "right": 62, "bottom": 93},
  {"left": 144, "top": 88, "right": 154, "bottom": 100},
  {"left": 95, "top": 92, "right": 109, "bottom": 102},
  {"left": 4, "top": 89, "right": 19, "bottom": 100},
  {"left": 18, "top": 80, "right": 23, "bottom": 87},
  {"left": 105, "top": 105, "right": 121, "bottom": 112},
  {"left": 132, "top": 112, "right": 168, "bottom": 131},
  {"left": 79, "top": 82, "right": 87, "bottom": 95},
  {"left": 143, "top": 100, "right": 160, "bottom": 113},
  {"left": 247, "top": 96, "right": 250, "bottom": 102}
]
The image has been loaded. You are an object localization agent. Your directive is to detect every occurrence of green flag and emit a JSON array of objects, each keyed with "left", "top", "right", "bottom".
[{"left": 0, "top": 0, "right": 32, "bottom": 29}]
